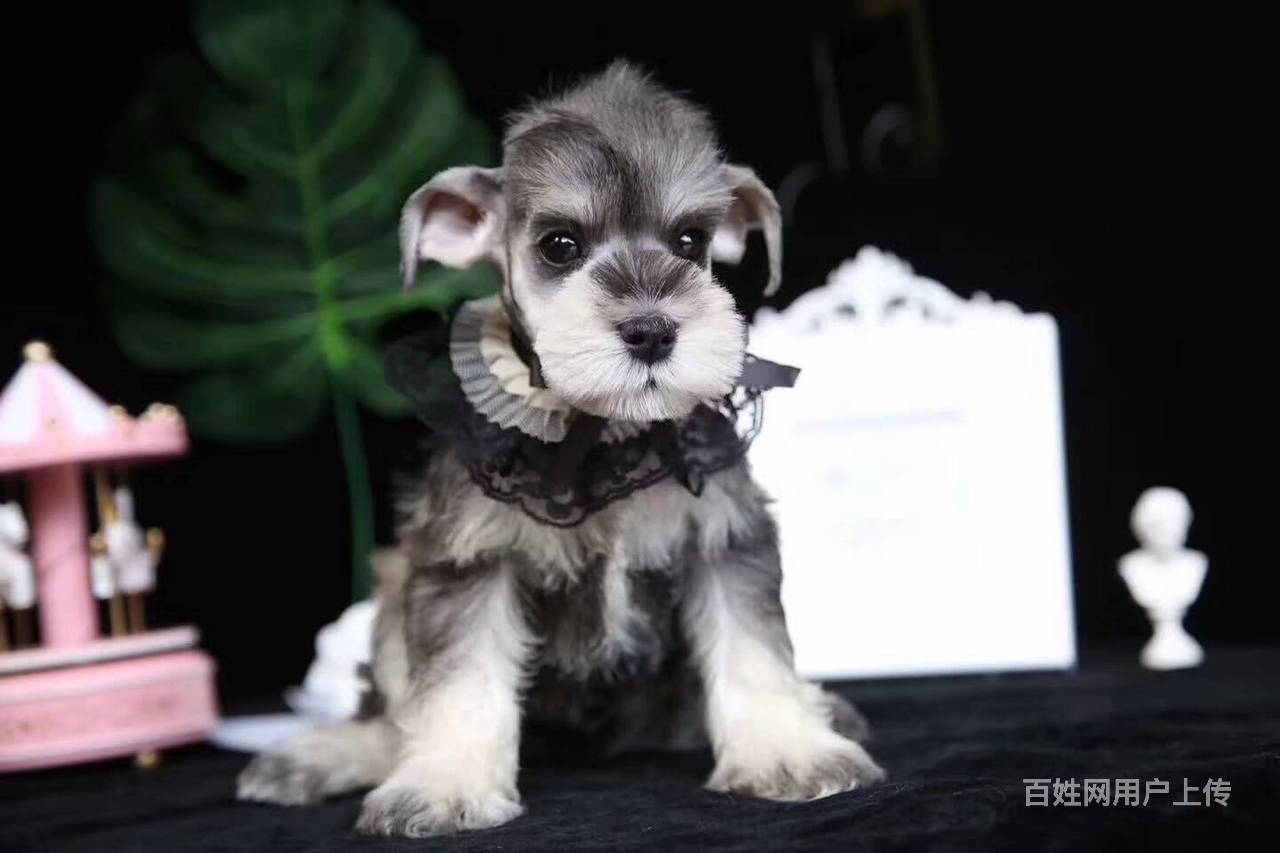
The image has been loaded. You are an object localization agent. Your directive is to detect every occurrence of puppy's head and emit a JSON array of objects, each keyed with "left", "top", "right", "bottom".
[{"left": 401, "top": 61, "right": 780, "bottom": 422}]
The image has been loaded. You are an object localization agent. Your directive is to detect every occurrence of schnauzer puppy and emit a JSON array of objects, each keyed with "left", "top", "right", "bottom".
[{"left": 238, "top": 61, "right": 884, "bottom": 838}]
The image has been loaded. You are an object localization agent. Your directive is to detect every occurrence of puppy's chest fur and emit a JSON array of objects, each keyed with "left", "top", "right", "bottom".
[
  {"left": 402, "top": 451, "right": 761, "bottom": 684},
  {"left": 522, "top": 534, "right": 682, "bottom": 685},
  {"left": 502, "top": 475, "right": 710, "bottom": 682}
]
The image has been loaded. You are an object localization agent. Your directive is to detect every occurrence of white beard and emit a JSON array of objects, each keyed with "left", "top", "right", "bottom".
[{"left": 528, "top": 261, "right": 746, "bottom": 423}]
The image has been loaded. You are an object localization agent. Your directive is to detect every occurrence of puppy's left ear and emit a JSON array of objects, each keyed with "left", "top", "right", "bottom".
[
  {"left": 400, "top": 166, "right": 504, "bottom": 289},
  {"left": 710, "top": 164, "right": 783, "bottom": 297}
]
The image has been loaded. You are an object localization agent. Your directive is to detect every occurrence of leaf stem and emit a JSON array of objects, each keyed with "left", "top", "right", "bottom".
[
  {"left": 329, "top": 375, "right": 376, "bottom": 600},
  {"left": 287, "top": 85, "right": 374, "bottom": 600}
]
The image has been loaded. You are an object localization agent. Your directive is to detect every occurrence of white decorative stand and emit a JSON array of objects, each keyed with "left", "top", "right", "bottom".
[
  {"left": 212, "top": 551, "right": 399, "bottom": 754},
  {"left": 211, "top": 598, "right": 378, "bottom": 753},
  {"left": 284, "top": 599, "right": 376, "bottom": 721},
  {"left": 1118, "top": 487, "right": 1206, "bottom": 670},
  {"left": 749, "top": 246, "right": 1075, "bottom": 679}
]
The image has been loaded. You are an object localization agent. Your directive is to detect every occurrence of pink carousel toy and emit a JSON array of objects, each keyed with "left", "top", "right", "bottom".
[{"left": 0, "top": 341, "right": 219, "bottom": 771}]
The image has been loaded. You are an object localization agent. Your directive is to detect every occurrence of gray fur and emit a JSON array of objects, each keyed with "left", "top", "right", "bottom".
[
  {"left": 684, "top": 502, "right": 795, "bottom": 667},
  {"left": 237, "top": 719, "right": 399, "bottom": 806},
  {"left": 239, "top": 61, "right": 879, "bottom": 837},
  {"left": 590, "top": 250, "right": 701, "bottom": 301},
  {"left": 504, "top": 62, "right": 728, "bottom": 233},
  {"left": 402, "top": 558, "right": 504, "bottom": 689},
  {"left": 524, "top": 555, "right": 610, "bottom": 682}
]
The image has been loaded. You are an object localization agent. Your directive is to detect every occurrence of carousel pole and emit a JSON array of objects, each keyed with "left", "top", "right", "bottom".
[
  {"left": 1, "top": 482, "right": 11, "bottom": 650},
  {"left": 91, "top": 531, "right": 127, "bottom": 637},
  {"left": 12, "top": 608, "right": 32, "bottom": 647},
  {"left": 27, "top": 463, "right": 97, "bottom": 647}
]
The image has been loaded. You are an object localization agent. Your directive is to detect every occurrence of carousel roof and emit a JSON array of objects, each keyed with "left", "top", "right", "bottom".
[{"left": 0, "top": 342, "right": 187, "bottom": 474}]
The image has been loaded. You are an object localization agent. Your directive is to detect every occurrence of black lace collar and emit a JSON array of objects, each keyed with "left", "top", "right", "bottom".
[{"left": 384, "top": 300, "right": 797, "bottom": 528}]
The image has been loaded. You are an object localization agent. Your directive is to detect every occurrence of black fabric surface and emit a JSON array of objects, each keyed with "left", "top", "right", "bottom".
[{"left": 3, "top": 647, "right": 1277, "bottom": 852}]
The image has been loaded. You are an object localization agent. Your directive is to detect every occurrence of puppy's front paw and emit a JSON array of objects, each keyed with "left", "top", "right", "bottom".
[
  {"left": 709, "top": 734, "right": 885, "bottom": 802},
  {"left": 355, "top": 782, "right": 523, "bottom": 838},
  {"left": 237, "top": 751, "right": 331, "bottom": 806}
]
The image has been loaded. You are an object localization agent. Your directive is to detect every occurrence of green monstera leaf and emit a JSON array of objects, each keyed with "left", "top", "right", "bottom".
[{"left": 92, "top": 0, "right": 498, "bottom": 598}]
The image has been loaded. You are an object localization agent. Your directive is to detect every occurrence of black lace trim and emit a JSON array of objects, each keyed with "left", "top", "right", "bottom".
[{"left": 385, "top": 316, "right": 769, "bottom": 528}]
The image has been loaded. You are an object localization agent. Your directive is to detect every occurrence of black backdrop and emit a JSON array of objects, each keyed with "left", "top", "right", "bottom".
[{"left": 0, "top": 3, "right": 1261, "bottom": 701}]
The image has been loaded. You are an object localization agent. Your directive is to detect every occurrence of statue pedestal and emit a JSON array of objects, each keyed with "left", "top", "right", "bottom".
[{"left": 1140, "top": 616, "right": 1204, "bottom": 670}]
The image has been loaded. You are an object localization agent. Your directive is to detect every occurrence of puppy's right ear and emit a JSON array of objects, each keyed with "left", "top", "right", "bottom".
[
  {"left": 709, "top": 165, "right": 783, "bottom": 297},
  {"left": 400, "top": 167, "right": 504, "bottom": 288}
]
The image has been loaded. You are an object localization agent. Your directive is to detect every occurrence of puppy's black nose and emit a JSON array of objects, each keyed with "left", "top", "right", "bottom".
[{"left": 617, "top": 315, "right": 677, "bottom": 364}]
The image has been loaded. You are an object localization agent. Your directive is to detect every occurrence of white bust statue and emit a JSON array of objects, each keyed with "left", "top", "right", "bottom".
[{"left": 1118, "top": 487, "right": 1207, "bottom": 669}]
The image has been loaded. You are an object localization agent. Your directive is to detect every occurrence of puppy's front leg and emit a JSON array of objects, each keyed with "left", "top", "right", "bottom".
[
  {"left": 357, "top": 559, "right": 532, "bottom": 838},
  {"left": 683, "top": 523, "right": 885, "bottom": 801}
]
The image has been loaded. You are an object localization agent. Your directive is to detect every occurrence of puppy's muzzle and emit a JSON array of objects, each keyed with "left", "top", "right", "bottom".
[{"left": 617, "top": 315, "right": 677, "bottom": 364}]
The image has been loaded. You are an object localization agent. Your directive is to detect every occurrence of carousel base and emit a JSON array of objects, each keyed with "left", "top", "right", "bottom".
[{"left": 0, "top": 632, "right": 218, "bottom": 772}]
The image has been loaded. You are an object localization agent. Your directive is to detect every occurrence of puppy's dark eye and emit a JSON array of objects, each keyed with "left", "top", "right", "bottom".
[
  {"left": 538, "top": 232, "right": 581, "bottom": 266},
  {"left": 673, "top": 229, "right": 709, "bottom": 263}
]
